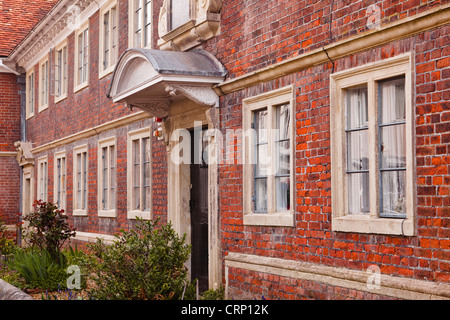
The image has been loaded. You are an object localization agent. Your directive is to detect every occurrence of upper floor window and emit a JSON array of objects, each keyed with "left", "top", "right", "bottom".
[
  {"left": 74, "top": 22, "right": 89, "bottom": 91},
  {"left": 39, "top": 57, "right": 49, "bottom": 111},
  {"left": 55, "top": 41, "right": 68, "bottom": 102},
  {"left": 129, "top": 0, "right": 152, "bottom": 48},
  {"left": 330, "top": 53, "right": 415, "bottom": 236},
  {"left": 26, "top": 69, "right": 35, "bottom": 119},
  {"left": 100, "top": 0, "right": 119, "bottom": 77}
]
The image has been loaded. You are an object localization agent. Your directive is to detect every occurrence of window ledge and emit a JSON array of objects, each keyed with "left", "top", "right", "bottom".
[
  {"left": 158, "top": 13, "right": 220, "bottom": 51},
  {"left": 127, "top": 210, "right": 151, "bottom": 220},
  {"left": 73, "top": 209, "right": 88, "bottom": 217},
  {"left": 74, "top": 82, "right": 89, "bottom": 93},
  {"left": 244, "top": 212, "right": 294, "bottom": 227},
  {"left": 54, "top": 94, "right": 67, "bottom": 104},
  {"left": 332, "top": 215, "right": 415, "bottom": 236},
  {"left": 98, "top": 209, "right": 117, "bottom": 218}
]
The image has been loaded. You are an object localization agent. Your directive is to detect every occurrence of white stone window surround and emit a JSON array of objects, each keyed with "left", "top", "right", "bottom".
[
  {"left": 25, "top": 68, "right": 35, "bottom": 119},
  {"left": 73, "top": 144, "right": 89, "bottom": 216},
  {"left": 127, "top": 127, "right": 152, "bottom": 220},
  {"left": 74, "top": 21, "right": 90, "bottom": 93},
  {"left": 97, "top": 136, "right": 117, "bottom": 218},
  {"left": 38, "top": 56, "right": 50, "bottom": 112},
  {"left": 100, "top": 0, "right": 119, "bottom": 79},
  {"left": 330, "top": 53, "right": 415, "bottom": 236},
  {"left": 242, "top": 85, "right": 295, "bottom": 227},
  {"left": 37, "top": 155, "right": 48, "bottom": 202},
  {"left": 54, "top": 150, "right": 67, "bottom": 211},
  {"left": 54, "top": 40, "right": 69, "bottom": 103}
]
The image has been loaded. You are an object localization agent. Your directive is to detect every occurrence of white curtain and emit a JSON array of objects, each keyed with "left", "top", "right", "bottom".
[
  {"left": 346, "top": 87, "right": 369, "bottom": 214},
  {"left": 380, "top": 78, "right": 406, "bottom": 215}
]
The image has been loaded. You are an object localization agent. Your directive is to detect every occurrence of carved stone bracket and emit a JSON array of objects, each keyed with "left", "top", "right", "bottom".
[
  {"left": 127, "top": 101, "right": 171, "bottom": 118},
  {"left": 14, "top": 141, "right": 34, "bottom": 167},
  {"left": 165, "top": 84, "right": 219, "bottom": 108}
]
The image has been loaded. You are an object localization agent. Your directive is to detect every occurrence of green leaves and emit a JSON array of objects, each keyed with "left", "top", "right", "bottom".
[
  {"left": 22, "top": 200, "right": 76, "bottom": 263},
  {"left": 10, "top": 248, "right": 68, "bottom": 291},
  {"left": 88, "top": 218, "right": 192, "bottom": 300}
]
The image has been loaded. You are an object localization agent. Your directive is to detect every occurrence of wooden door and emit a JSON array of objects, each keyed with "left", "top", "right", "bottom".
[{"left": 190, "top": 128, "right": 209, "bottom": 292}]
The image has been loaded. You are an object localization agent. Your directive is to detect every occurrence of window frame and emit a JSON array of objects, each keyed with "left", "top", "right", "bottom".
[
  {"left": 127, "top": 127, "right": 152, "bottom": 220},
  {"left": 98, "top": 137, "right": 117, "bottom": 217},
  {"left": 99, "top": 0, "right": 119, "bottom": 78},
  {"left": 54, "top": 151, "right": 67, "bottom": 211},
  {"left": 242, "top": 85, "right": 295, "bottom": 227},
  {"left": 38, "top": 56, "right": 50, "bottom": 112},
  {"left": 73, "top": 144, "right": 89, "bottom": 216},
  {"left": 330, "top": 53, "right": 415, "bottom": 236},
  {"left": 129, "top": 0, "right": 153, "bottom": 49},
  {"left": 37, "top": 156, "right": 48, "bottom": 202},
  {"left": 54, "top": 40, "right": 68, "bottom": 103},
  {"left": 74, "top": 22, "right": 90, "bottom": 92},
  {"left": 26, "top": 68, "right": 35, "bottom": 119}
]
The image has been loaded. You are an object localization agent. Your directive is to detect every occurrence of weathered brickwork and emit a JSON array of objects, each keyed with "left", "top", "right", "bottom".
[
  {"left": 218, "top": 24, "right": 450, "bottom": 299},
  {"left": 0, "top": 73, "right": 21, "bottom": 228},
  {"left": 0, "top": 0, "right": 449, "bottom": 300}
]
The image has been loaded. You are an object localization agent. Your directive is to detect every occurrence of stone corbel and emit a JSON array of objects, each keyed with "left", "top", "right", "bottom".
[
  {"left": 14, "top": 141, "right": 35, "bottom": 167},
  {"left": 127, "top": 101, "right": 170, "bottom": 118},
  {"left": 165, "top": 84, "right": 219, "bottom": 108}
]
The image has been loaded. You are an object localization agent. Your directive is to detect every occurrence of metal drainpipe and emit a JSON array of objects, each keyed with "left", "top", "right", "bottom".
[{"left": 17, "top": 73, "right": 26, "bottom": 246}]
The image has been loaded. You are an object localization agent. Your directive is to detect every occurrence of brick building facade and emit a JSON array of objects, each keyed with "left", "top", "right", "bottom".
[{"left": 0, "top": 0, "right": 449, "bottom": 299}]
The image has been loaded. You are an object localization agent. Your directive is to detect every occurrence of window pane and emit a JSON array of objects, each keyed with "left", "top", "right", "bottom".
[
  {"left": 275, "top": 176, "right": 290, "bottom": 211},
  {"left": 276, "top": 104, "right": 290, "bottom": 141},
  {"left": 255, "top": 143, "right": 269, "bottom": 177},
  {"left": 346, "top": 87, "right": 368, "bottom": 130},
  {"left": 83, "top": 153, "right": 87, "bottom": 209},
  {"left": 380, "top": 77, "right": 405, "bottom": 124},
  {"left": 346, "top": 130, "right": 369, "bottom": 171},
  {"left": 144, "top": 0, "right": 152, "bottom": 47},
  {"left": 133, "top": 140, "right": 141, "bottom": 210},
  {"left": 380, "top": 124, "right": 406, "bottom": 169},
  {"left": 347, "top": 172, "right": 370, "bottom": 214},
  {"left": 110, "top": 146, "right": 116, "bottom": 209},
  {"left": 381, "top": 170, "right": 406, "bottom": 216},
  {"left": 143, "top": 137, "right": 151, "bottom": 211},
  {"left": 254, "top": 109, "right": 268, "bottom": 143},
  {"left": 103, "top": 11, "right": 110, "bottom": 69},
  {"left": 254, "top": 178, "right": 267, "bottom": 212},
  {"left": 276, "top": 140, "right": 290, "bottom": 176},
  {"left": 102, "top": 147, "right": 108, "bottom": 209},
  {"left": 76, "top": 154, "right": 80, "bottom": 209}
]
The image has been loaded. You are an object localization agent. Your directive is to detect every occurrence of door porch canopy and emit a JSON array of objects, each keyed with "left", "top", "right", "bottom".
[{"left": 107, "top": 48, "right": 227, "bottom": 118}]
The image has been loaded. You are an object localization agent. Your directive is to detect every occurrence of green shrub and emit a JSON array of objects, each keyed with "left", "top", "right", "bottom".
[
  {"left": 10, "top": 248, "right": 68, "bottom": 291},
  {"left": 88, "top": 218, "right": 192, "bottom": 300},
  {"left": 22, "top": 200, "right": 76, "bottom": 263}
]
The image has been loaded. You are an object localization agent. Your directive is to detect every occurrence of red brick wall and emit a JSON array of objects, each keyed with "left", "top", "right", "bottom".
[
  {"left": 25, "top": 0, "right": 168, "bottom": 236},
  {"left": 0, "top": 72, "right": 21, "bottom": 227},
  {"left": 218, "top": 24, "right": 450, "bottom": 300},
  {"left": 206, "top": 0, "right": 448, "bottom": 77}
]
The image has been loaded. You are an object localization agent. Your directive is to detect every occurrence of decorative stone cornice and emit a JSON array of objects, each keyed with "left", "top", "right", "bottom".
[{"left": 9, "top": 0, "right": 107, "bottom": 70}]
